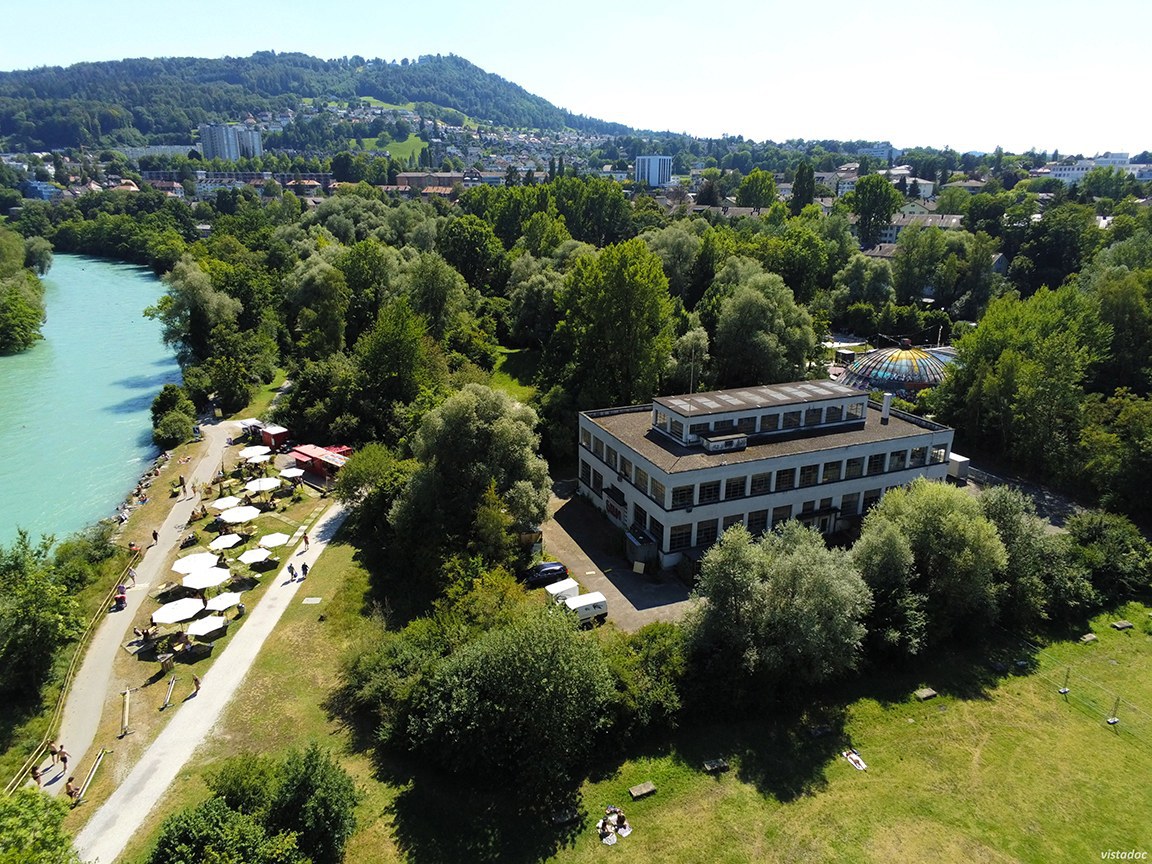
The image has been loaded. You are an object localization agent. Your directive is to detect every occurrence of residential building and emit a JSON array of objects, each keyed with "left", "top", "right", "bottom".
[
  {"left": 635, "top": 155, "right": 673, "bottom": 187},
  {"left": 20, "top": 179, "right": 62, "bottom": 201},
  {"left": 578, "top": 381, "right": 954, "bottom": 568},
  {"left": 873, "top": 213, "right": 963, "bottom": 244},
  {"left": 197, "top": 124, "right": 263, "bottom": 161}
]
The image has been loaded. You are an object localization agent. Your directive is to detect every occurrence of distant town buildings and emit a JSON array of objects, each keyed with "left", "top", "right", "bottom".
[
  {"left": 635, "top": 155, "right": 673, "bottom": 187},
  {"left": 1044, "top": 152, "right": 1152, "bottom": 185},
  {"left": 197, "top": 124, "right": 264, "bottom": 161}
]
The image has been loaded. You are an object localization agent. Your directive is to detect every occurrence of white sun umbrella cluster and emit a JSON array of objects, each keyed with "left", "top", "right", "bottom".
[
  {"left": 245, "top": 477, "right": 280, "bottom": 494},
  {"left": 182, "top": 567, "right": 231, "bottom": 590},
  {"left": 211, "top": 496, "right": 242, "bottom": 511},
  {"left": 187, "top": 615, "right": 228, "bottom": 637},
  {"left": 238, "top": 547, "right": 271, "bottom": 565},
  {"left": 258, "top": 532, "right": 290, "bottom": 549},
  {"left": 219, "top": 505, "right": 261, "bottom": 525},
  {"left": 206, "top": 591, "right": 242, "bottom": 611},
  {"left": 208, "top": 533, "right": 242, "bottom": 551},
  {"left": 152, "top": 597, "right": 205, "bottom": 625},
  {"left": 172, "top": 551, "right": 220, "bottom": 575},
  {"left": 238, "top": 444, "right": 271, "bottom": 459}
]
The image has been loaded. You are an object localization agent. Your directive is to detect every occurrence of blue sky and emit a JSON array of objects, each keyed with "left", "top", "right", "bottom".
[{"left": 5, "top": 0, "right": 1145, "bottom": 156}]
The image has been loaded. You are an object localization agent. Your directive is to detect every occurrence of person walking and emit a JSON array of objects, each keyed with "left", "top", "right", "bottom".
[
  {"left": 152, "top": 529, "right": 159, "bottom": 546},
  {"left": 126, "top": 566, "right": 137, "bottom": 587},
  {"left": 192, "top": 674, "right": 201, "bottom": 694},
  {"left": 30, "top": 766, "right": 41, "bottom": 787},
  {"left": 65, "top": 776, "right": 79, "bottom": 802},
  {"left": 48, "top": 742, "right": 59, "bottom": 765},
  {"left": 58, "top": 746, "right": 69, "bottom": 775},
  {"left": 287, "top": 563, "right": 297, "bottom": 581},
  {"left": 300, "top": 562, "right": 309, "bottom": 580},
  {"left": 302, "top": 533, "right": 309, "bottom": 551}
]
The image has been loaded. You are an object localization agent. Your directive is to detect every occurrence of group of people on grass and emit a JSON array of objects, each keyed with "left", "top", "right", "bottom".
[{"left": 596, "top": 806, "right": 632, "bottom": 845}]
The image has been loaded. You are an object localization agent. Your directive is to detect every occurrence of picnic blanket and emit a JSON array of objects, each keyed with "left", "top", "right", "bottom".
[{"left": 843, "top": 749, "right": 867, "bottom": 771}]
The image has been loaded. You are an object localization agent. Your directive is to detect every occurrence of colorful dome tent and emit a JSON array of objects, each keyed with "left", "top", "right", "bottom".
[{"left": 838, "top": 339, "right": 955, "bottom": 399}]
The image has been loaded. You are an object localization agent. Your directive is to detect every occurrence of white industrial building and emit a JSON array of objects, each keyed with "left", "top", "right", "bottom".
[
  {"left": 634, "top": 154, "right": 673, "bottom": 187},
  {"left": 578, "top": 381, "right": 954, "bottom": 568}
]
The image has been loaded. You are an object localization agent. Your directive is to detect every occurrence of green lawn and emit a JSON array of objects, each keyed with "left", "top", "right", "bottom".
[
  {"left": 384, "top": 133, "right": 427, "bottom": 163},
  {"left": 490, "top": 348, "right": 539, "bottom": 403}
]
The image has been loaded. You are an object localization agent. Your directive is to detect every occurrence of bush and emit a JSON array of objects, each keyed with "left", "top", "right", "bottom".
[
  {"left": 153, "top": 409, "right": 194, "bottom": 448},
  {"left": 266, "top": 744, "right": 360, "bottom": 864}
]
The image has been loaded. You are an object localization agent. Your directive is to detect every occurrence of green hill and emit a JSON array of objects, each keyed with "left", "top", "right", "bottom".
[{"left": 0, "top": 51, "right": 631, "bottom": 150}]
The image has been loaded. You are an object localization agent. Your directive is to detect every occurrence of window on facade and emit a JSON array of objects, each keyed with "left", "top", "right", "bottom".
[
  {"left": 825, "top": 404, "right": 843, "bottom": 422},
  {"left": 862, "top": 489, "right": 882, "bottom": 512},
  {"left": 619, "top": 456, "right": 633, "bottom": 481},
  {"left": 648, "top": 517, "right": 664, "bottom": 545},
  {"left": 760, "top": 414, "right": 779, "bottom": 432},
  {"left": 805, "top": 407, "right": 823, "bottom": 426},
  {"left": 689, "top": 422, "right": 709, "bottom": 439},
  {"left": 910, "top": 446, "right": 927, "bottom": 467},
  {"left": 750, "top": 472, "right": 772, "bottom": 495},
  {"left": 592, "top": 437, "right": 604, "bottom": 460},
  {"left": 783, "top": 410, "right": 801, "bottom": 429},
  {"left": 845, "top": 457, "right": 864, "bottom": 479},
  {"left": 771, "top": 505, "right": 793, "bottom": 525},
  {"left": 748, "top": 509, "right": 769, "bottom": 535},
  {"left": 799, "top": 464, "right": 819, "bottom": 487},
  {"left": 591, "top": 469, "right": 603, "bottom": 491},
  {"left": 654, "top": 410, "right": 669, "bottom": 430},
  {"left": 775, "top": 468, "right": 796, "bottom": 491},
  {"left": 606, "top": 446, "right": 618, "bottom": 471},
  {"left": 930, "top": 446, "right": 947, "bottom": 464},
  {"left": 635, "top": 466, "right": 649, "bottom": 492},
  {"left": 580, "top": 428, "right": 592, "bottom": 448},
  {"left": 696, "top": 519, "right": 719, "bottom": 548},
  {"left": 723, "top": 513, "right": 744, "bottom": 530},
  {"left": 633, "top": 503, "right": 648, "bottom": 529},
  {"left": 713, "top": 419, "right": 735, "bottom": 433},
  {"left": 846, "top": 401, "right": 865, "bottom": 420},
  {"left": 670, "top": 419, "right": 684, "bottom": 439},
  {"left": 725, "top": 476, "right": 746, "bottom": 499},
  {"left": 580, "top": 460, "right": 591, "bottom": 484},
  {"left": 671, "top": 485, "right": 694, "bottom": 508},
  {"left": 840, "top": 492, "right": 860, "bottom": 515},
  {"left": 822, "top": 461, "right": 841, "bottom": 483},
  {"left": 801, "top": 500, "right": 815, "bottom": 514},
  {"left": 698, "top": 480, "right": 721, "bottom": 504},
  {"left": 737, "top": 416, "right": 756, "bottom": 434},
  {"left": 820, "top": 497, "right": 833, "bottom": 510},
  {"left": 650, "top": 479, "right": 665, "bottom": 505},
  {"left": 867, "top": 453, "right": 887, "bottom": 475},
  {"left": 669, "top": 523, "right": 693, "bottom": 551},
  {"left": 889, "top": 450, "right": 907, "bottom": 471}
]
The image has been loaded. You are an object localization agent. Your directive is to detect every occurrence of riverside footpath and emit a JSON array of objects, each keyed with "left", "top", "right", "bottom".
[{"left": 75, "top": 500, "right": 348, "bottom": 864}]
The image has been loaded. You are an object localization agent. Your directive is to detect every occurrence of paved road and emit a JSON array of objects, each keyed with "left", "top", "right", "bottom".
[
  {"left": 542, "top": 491, "right": 692, "bottom": 631},
  {"left": 37, "top": 418, "right": 240, "bottom": 797},
  {"left": 75, "top": 501, "right": 347, "bottom": 864}
]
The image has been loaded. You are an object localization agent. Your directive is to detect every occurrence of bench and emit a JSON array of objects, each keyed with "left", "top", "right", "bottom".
[
  {"left": 914, "top": 687, "right": 938, "bottom": 701},
  {"left": 1112, "top": 620, "right": 1134, "bottom": 631},
  {"left": 703, "top": 758, "right": 729, "bottom": 774},
  {"left": 629, "top": 781, "right": 656, "bottom": 800},
  {"left": 1080, "top": 633, "right": 1098, "bottom": 644}
]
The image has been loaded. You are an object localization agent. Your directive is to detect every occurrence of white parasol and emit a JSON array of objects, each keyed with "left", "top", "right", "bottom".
[
  {"left": 187, "top": 615, "right": 228, "bottom": 637},
  {"left": 238, "top": 548, "right": 271, "bottom": 565},
  {"left": 219, "top": 506, "right": 261, "bottom": 524},
  {"left": 208, "top": 533, "right": 242, "bottom": 550},
  {"left": 279, "top": 467, "right": 305, "bottom": 479},
  {"left": 245, "top": 477, "right": 280, "bottom": 494},
  {"left": 206, "top": 591, "right": 242, "bottom": 611},
  {"left": 258, "top": 532, "right": 290, "bottom": 549},
  {"left": 182, "top": 567, "right": 231, "bottom": 590},
  {"left": 151, "top": 597, "right": 205, "bottom": 625},
  {"left": 246, "top": 453, "right": 272, "bottom": 464},
  {"left": 172, "top": 552, "right": 220, "bottom": 574},
  {"left": 238, "top": 445, "right": 271, "bottom": 459},
  {"left": 211, "top": 496, "right": 242, "bottom": 511}
]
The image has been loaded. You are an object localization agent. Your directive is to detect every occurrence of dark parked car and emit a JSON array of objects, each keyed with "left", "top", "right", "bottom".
[{"left": 520, "top": 561, "right": 569, "bottom": 588}]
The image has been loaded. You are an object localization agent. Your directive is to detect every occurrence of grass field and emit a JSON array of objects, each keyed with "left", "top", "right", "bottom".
[
  {"left": 490, "top": 348, "right": 540, "bottom": 403},
  {"left": 109, "top": 511, "right": 1152, "bottom": 864},
  {"left": 384, "top": 133, "right": 427, "bottom": 163}
]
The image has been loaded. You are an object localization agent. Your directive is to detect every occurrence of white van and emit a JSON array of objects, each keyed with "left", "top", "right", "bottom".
[
  {"left": 545, "top": 577, "right": 580, "bottom": 604},
  {"left": 564, "top": 591, "right": 608, "bottom": 626}
]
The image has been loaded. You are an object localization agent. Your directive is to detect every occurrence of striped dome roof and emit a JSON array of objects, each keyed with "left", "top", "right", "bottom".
[{"left": 839, "top": 344, "right": 954, "bottom": 395}]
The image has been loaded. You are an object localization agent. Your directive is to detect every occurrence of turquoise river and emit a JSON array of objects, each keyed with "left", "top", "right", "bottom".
[{"left": 0, "top": 254, "right": 180, "bottom": 546}]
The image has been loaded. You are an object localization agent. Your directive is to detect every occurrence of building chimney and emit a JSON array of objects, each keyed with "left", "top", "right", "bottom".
[{"left": 881, "top": 392, "right": 893, "bottom": 424}]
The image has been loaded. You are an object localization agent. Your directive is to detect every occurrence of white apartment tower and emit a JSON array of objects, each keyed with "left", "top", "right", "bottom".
[
  {"left": 634, "top": 154, "right": 673, "bottom": 187},
  {"left": 198, "top": 124, "right": 264, "bottom": 161}
]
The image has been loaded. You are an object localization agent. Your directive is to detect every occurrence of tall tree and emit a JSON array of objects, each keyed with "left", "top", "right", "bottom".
[
  {"left": 735, "top": 168, "right": 778, "bottom": 208},
  {"left": 849, "top": 173, "right": 904, "bottom": 248},
  {"left": 789, "top": 161, "right": 815, "bottom": 217},
  {"left": 712, "top": 278, "right": 817, "bottom": 387}
]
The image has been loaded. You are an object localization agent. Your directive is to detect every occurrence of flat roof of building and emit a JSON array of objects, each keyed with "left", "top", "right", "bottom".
[
  {"left": 586, "top": 404, "right": 948, "bottom": 474},
  {"left": 653, "top": 381, "right": 862, "bottom": 417}
]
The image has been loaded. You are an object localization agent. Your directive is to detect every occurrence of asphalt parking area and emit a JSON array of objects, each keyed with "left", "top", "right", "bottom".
[{"left": 541, "top": 490, "right": 693, "bottom": 632}]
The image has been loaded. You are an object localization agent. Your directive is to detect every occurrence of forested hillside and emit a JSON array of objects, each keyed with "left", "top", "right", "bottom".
[{"left": 0, "top": 52, "right": 630, "bottom": 150}]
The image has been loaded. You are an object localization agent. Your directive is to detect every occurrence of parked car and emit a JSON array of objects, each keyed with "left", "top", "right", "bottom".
[{"left": 520, "top": 560, "right": 569, "bottom": 588}]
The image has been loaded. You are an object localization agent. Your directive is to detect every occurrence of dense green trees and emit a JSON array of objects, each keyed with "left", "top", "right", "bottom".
[
  {"left": 0, "top": 227, "right": 47, "bottom": 353},
  {"left": 849, "top": 174, "right": 903, "bottom": 248},
  {"left": 0, "top": 788, "right": 80, "bottom": 864},
  {"left": 712, "top": 278, "right": 817, "bottom": 387}
]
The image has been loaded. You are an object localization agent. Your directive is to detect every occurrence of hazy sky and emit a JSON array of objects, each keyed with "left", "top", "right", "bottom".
[{"left": 4, "top": 0, "right": 1144, "bottom": 156}]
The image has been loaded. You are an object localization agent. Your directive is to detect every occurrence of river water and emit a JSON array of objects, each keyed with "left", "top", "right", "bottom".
[{"left": 0, "top": 254, "right": 180, "bottom": 546}]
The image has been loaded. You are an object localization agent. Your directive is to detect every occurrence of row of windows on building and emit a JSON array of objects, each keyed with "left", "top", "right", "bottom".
[
  {"left": 579, "top": 438, "right": 947, "bottom": 509},
  {"left": 628, "top": 488, "right": 891, "bottom": 551},
  {"left": 653, "top": 401, "right": 866, "bottom": 441}
]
